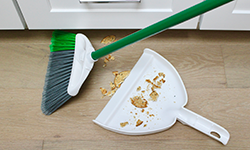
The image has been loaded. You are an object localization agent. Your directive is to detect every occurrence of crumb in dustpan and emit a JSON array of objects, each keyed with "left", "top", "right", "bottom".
[
  {"left": 153, "top": 76, "right": 159, "bottom": 82},
  {"left": 136, "top": 119, "right": 143, "bottom": 127},
  {"left": 118, "top": 72, "right": 166, "bottom": 128},
  {"left": 158, "top": 72, "right": 165, "bottom": 78},
  {"left": 120, "top": 122, "right": 129, "bottom": 128},
  {"left": 137, "top": 86, "right": 141, "bottom": 91},
  {"left": 149, "top": 114, "right": 155, "bottom": 117},
  {"left": 146, "top": 79, "right": 161, "bottom": 89},
  {"left": 149, "top": 90, "right": 159, "bottom": 101},
  {"left": 130, "top": 96, "right": 148, "bottom": 108}
]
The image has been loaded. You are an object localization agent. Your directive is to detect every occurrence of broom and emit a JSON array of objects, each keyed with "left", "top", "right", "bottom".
[
  {"left": 42, "top": 0, "right": 234, "bottom": 115},
  {"left": 42, "top": 31, "right": 76, "bottom": 115}
]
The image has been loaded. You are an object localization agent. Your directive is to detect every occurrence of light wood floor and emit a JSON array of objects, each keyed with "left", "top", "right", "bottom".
[{"left": 0, "top": 30, "right": 250, "bottom": 150}]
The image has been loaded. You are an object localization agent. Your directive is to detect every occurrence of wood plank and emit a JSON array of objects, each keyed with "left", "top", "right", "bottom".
[
  {"left": 222, "top": 45, "right": 250, "bottom": 88},
  {"left": 0, "top": 140, "right": 43, "bottom": 150},
  {"left": 43, "top": 139, "right": 249, "bottom": 150},
  {"left": 105, "top": 43, "right": 226, "bottom": 88},
  {"left": 0, "top": 42, "right": 226, "bottom": 89},
  {"left": 0, "top": 30, "right": 52, "bottom": 44},
  {"left": 0, "top": 44, "right": 49, "bottom": 89}
]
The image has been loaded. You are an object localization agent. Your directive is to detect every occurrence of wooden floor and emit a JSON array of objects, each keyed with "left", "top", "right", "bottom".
[{"left": 0, "top": 30, "right": 250, "bottom": 150}]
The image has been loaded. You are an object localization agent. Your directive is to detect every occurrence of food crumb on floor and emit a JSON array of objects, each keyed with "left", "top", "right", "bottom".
[
  {"left": 101, "top": 35, "right": 116, "bottom": 45},
  {"left": 100, "top": 70, "right": 130, "bottom": 98},
  {"left": 103, "top": 54, "right": 115, "bottom": 67}
]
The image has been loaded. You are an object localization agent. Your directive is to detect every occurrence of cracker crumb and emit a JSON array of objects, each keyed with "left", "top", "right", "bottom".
[
  {"left": 112, "top": 71, "right": 119, "bottom": 76},
  {"left": 157, "top": 81, "right": 162, "bottom": 86},
  {"left": 143, "top": 124, "right": 147, "bottom": 127},
  {"left": 145, "top": 79, "right": 152, "bottom": 84},
  {"left": 150, "top": 91, "right": 159, "bottom": 101},
  {"left": 107, "top": 90, "right": 115, "bottom": 97},
  {"left": 110, "top": 82, "right": 116, "bottom": 90},
  {"left": 110, "top": 56, "right": 115, "bottom": 61},
  {"left": 153, "top": 76, "right": 159, "bottom": 82},
  {"left": 158, "top": 72, "right": 165, "bottom": 78},
  {"left": 137, "top": 86, "right": 141, "bottom": 91},
  {"left": 100, "top": 70, "right": 130, "bottom": 98},
  {"left": 141, "top": 109, "right": 145, "bottom": 113},
  {"left": 100, "top": 87, "right": 107, "bottom": 95},
  {"left": 120, "top": 122, "right": 129, "bottom": 127},
  {"left": 103, "top": 54, "right": 115, "bottom": 67},
  {"left": 136, "top": 119, "right": 143, "bottom": 127},
  {"left": 160, "top": 78, "right": 166, "bottom": 83},
  {"left": 101, "top": 35, "right": 116, "bottom": 45},
  {"left": 146, "top": 79, "right": 161, "bottom": 89},
  {"left": 104, "top": 57, "right": 109, "bottom": 63},
  {"left": 149, "top": 114, "right": 155, "bottom": 117},
  {"left": 114, "top": 70, "right": 130, "bottom": 88},
  {"left": 130, "top": 96, "right": 148, "bottom": 108},
  {"left": 107, "top": 91, "right": 112, "bottom": 96}
]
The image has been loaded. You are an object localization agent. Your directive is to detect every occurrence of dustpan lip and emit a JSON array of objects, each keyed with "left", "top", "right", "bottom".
[{"left": 93, "top": 119, "right": 177, "bottom": 135}]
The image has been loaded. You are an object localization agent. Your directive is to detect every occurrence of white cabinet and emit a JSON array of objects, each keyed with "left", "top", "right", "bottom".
[
  {"left": 200, "top": 0, "right": 250, "bottom": 31},
  {"left": 0, "top": 0, "right": 25, "bottom": 29},
  {"left": 16, "top": 0, "right": 202, "bottom": 29}
]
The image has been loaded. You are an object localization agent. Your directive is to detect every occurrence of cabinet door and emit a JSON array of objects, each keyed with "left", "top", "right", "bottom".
[
  {"left": 17, "top": 0, "right": 202, "bottom": 29},
  {"left": 200, "top": 0, "right": 250, "bottom": 31},
  {"left": 0, "top": 0, "right": 25, "bottom": 29}
]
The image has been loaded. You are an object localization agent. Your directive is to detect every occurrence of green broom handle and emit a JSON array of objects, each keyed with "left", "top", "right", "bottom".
[{"left": 91, "top": 0, "right": 234, "bottom": 60}]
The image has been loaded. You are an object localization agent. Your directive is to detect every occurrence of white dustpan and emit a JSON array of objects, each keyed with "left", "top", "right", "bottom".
[{"left": 93, "top": 48, "right": 230, "bottom": 145}]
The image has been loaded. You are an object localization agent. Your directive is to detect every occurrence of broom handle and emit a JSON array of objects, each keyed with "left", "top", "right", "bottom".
[{"left": 91, "top": 0, "right": 234, "bottom": 60}]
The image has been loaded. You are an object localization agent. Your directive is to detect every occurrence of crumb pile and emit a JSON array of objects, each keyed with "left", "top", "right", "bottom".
[
  {"left": 130, "top": 96, "right": 148, "bottom": 108},
  {"left": 120, "top": 72, "right": 166, "bottom": 128},
  {"left": 101, "top": 35, "right": 116, "bottom": 45},
  {"left": 100, "top": 35, "right": 117, "bottom": 67},
  {"left": 100, "top": 70, "right": 130, "bottom": 98}
]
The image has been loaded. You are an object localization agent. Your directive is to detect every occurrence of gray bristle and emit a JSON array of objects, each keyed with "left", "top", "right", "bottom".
[{"left": 42, "top": 50, "right": 74, "bottom": 115}]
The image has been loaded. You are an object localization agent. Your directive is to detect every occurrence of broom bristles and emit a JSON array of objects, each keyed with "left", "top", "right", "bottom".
[{"left": 42, "top": 31, "right": 76, "bottom": 115}]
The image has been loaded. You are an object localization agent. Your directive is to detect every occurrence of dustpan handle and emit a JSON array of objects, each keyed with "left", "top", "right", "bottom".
[
  {"left": 177, "top": 107, "right": 230, "bottom": 145},
  {"left": 91, "top": 0, "right": 233, "bottom": 60}
]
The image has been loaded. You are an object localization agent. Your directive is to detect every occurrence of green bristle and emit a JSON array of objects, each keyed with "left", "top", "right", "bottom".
[{"left": 50, "top": 30, "right": 76, "bottom": 52}]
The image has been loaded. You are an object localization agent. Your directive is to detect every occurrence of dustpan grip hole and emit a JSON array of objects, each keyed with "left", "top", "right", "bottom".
[
  {"left": 210, "top": 131, "right": 221, "bottom": 139},
  {"left": 178, "top": 108, "right": 230, "bottom": 145}
]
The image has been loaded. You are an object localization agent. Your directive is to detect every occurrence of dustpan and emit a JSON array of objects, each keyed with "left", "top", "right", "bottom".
[{"left": 93, "top": 48, "right": 230, "bottom": 145}]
